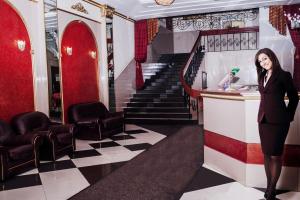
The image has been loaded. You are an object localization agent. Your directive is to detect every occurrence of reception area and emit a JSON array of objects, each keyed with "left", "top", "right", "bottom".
[{"left": 1, "top": 0, "right": 300, "bottom": 200}]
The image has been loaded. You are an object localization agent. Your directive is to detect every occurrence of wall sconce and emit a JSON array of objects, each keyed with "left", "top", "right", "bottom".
[
  {"left": 66, "top": 47, "right": 72, "bottom": 56},
  {"left": 17, "top": 40, "right": 26, "bottom": 52},
  {"left": 89, "top": 51, "right": 96, "bottom": 59}
]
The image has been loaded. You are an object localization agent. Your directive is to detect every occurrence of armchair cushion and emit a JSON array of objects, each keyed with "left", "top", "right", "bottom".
[
  {"left": 102, "top": 115, "right": 123, "bottom": 130},
  {"left": 5, "top": 134, "right": 41, "bottom": 146},
  {"left": 56, "top": 133, "right": 72, "bottom": 145},
  {"left": 9, "top": 144, "right": 33, "bottom": 161}
]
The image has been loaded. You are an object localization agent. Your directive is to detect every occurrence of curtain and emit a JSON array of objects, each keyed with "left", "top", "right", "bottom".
[
  {"left": 147, "top": 19, "right": 159, "bottom": 44},
  {"left": 284, "top": 5, "right": 300, "bottom": 91},
  {"left": 269, "top": 6, "right": 286, "bottom": 35},
  {"left": 135, "top": 20, "right": 148, "bottom": 90}
]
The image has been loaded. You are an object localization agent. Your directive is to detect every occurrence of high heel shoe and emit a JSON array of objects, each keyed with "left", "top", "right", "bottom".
[
  {"left": 266, "top": 189, "right": 276, "bottom": 200},
  {"left": 264, "top": 192, "right": 268, "bottom": 199}
]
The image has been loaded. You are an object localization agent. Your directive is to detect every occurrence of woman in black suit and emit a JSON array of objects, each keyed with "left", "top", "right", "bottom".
[{"left": 255, "top": 48, "right": 299, "bottom": 200}]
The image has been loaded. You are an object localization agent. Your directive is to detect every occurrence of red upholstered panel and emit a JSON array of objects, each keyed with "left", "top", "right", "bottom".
[
  {"left": 0, "top": 1, "right": 34, "bottom": 122},
  {"left": 61, "top": 21, "right": 99, "bottom": 123}
]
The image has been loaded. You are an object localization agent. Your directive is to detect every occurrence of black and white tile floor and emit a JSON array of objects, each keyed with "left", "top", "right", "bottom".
[
  {"left": 0, "top": 124, "right": 299, "bottom": 200},
  {"left": 0, "top": 124, "right": 166, "bottom": 200},
  {"left": 180, "top": 165, "right": 300, "bottom": 200}
]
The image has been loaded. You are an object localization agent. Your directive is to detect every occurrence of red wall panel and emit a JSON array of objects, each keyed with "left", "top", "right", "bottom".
[
  {"left": 61, "top": 21, "right": 99, "bottom": 122},
  {"left": 0, "top": 1, "right": 34, "bottom": 122}
]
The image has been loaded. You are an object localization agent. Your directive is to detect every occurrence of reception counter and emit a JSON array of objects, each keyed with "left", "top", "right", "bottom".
[{"left": 201, "top": 90, "right": 300, "bottom": 191}]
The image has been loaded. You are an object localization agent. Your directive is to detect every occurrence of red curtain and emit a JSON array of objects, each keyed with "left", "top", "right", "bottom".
[
  {"left": 284, "top": 5, "right": 300, "bottom": 91},
  {"left": 135, "top": 20, "right": 148, "bottom": 90}
]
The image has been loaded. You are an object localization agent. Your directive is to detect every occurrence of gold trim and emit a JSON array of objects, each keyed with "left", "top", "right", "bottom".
[
  {"left": 29, "top": 0, "right": 38, "bottom": 2},
  {"left": 114, "top": 12, "right": 135, "bottom": 23},
  {"left": 71, "top": 2, "right": 89, "bottom": 14},
  {"left": 201, "top": 93, "right": 300, "bottom": 101},
  {"left": 83, "top": 0, "right": 135, "bottom": 22},
  {"left": 104, "top": 5, "right": 115, "bottom": 19},
  {"left": 33, "top": 136, "right": 39, "bottom": 167},
  {"left": 201, "top": 93, "right": 259, "bottom": 101},
  {"left": 9, "top": 159, "right": 34, "bottom": 171}
]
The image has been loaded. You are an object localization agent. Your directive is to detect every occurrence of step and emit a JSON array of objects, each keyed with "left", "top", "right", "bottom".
[
  {"left": 125, "top": 118, "right": 198, "bottom": 125},
  {"left": 123, "top": 107, "right": 189, "bottom": 113},
  {"left": 126, "top": 102, "right": 185, "bottom": 107},
  {"left": 128, "top": 97, "right": 184, "bottom": 103},
  {"left": 125, "top": 112, "right": 191, "bottom": 118},
  {"left": 133, "top": 93, "right": 183, "bottom": 98}
]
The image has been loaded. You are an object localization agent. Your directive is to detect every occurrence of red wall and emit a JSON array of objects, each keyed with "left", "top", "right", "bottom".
[
  {"left": 61, "top": 21, "right": 99, "bottom": 122},
  {"left": 0, "top": 1, "right": 34, "bottom": 122}
]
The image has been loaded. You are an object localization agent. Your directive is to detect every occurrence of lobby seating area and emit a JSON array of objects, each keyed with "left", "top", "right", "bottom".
[
  {"left": 11, "top": 111, "right": 75, "bottom": 161},
  {"left": 68, "top": 101, "right": 124, "bottom": 140}
]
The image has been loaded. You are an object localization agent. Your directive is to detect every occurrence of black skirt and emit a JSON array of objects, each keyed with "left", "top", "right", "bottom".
[{"left": 258, "top": 118, "right": 290, "bottom": 156}]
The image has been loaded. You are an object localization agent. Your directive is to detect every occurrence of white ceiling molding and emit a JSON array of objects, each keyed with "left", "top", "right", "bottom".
[{"left": 94, "top": 0, "right": 300, "bottom": 20}]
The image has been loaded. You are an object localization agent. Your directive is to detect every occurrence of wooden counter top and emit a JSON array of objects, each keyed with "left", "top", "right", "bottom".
[{"left": 201, "top": 90, "right": 300, "bottom": 101}]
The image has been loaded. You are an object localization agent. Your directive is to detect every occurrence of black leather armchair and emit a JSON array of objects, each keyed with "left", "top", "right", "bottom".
[
  {"left": 68, "top": 101, "right": 124, "bottom": 140},
  {"left": 0, "top": 120, "right": 42, "bottom": 181},
  {"left": 11, "top": 111, "right": 75, "bottom": 161}
]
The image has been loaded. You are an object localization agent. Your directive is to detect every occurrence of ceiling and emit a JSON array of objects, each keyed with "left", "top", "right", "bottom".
[{"left": 94, "top": 0, "right": 300, "bottom": 20}]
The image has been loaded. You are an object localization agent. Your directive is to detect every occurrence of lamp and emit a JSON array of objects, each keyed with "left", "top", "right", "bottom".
[
  {"left": 66, "top": 47, "right": 72, "bottom": 56},
  {"left": 89, "top": 51, "right": 96, "bottom": 59},
  {"left": 155, "top": 0, "right": 174, "bottom": 6},
  {"left": 17, "top": 40, "right": 26, "bottom": 51}
]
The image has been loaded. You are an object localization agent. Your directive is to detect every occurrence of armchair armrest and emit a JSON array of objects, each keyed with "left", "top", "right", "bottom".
[
  {"left": 49, "top": 124, "right": 74, "bottom": 134},
  {"left": 106, "top": 111, "right": 123, "bottom": 118},
  {"left": 0, "top": 145, "right": 8, "bottom": 154},
  {"left": 48, "top": 124, "right": 74, "bottom": 140},
  {"left": 76, "top": 119, "right": 99, "bottom": 125}
]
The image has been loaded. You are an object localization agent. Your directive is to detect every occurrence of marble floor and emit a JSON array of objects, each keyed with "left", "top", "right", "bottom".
[
  {"left": 180, "top": 166, "right": 300, "bottom": 200},
  {"left": 0, "top": 124, "right": 299, "bottom": 200}
]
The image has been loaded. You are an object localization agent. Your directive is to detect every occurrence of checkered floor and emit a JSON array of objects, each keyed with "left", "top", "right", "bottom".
[
  {"left": 179, "top": 165, "right": 300, "bottom": 200},
  {"left": 0, "top": 124, "right": 299, "bottom": 200},
  {"left": 0, "top": 124, "right": 166, "bottom": 200}
]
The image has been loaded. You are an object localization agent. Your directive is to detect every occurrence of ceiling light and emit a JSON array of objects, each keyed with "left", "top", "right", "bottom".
[{"left": 155, "top": 0, "right": 175, "bottom": 6}]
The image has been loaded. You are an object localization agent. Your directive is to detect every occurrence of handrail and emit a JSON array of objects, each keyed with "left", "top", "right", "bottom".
[{"left": 179, "top": 32, "right": 202, "bottom": 98}]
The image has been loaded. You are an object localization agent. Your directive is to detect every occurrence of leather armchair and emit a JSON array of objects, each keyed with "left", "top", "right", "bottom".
[
  {"left": 0, "top": 120, "right": 42, "bottom": 181},
  {"left": 68, "top": 101, "right": 124, "bottom": 140},
  {"left": 11, "top": 111, "right": 75, "bottom": 161}
]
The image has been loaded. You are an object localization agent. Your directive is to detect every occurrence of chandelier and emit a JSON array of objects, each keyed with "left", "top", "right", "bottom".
[{"left": 155, "top": 0, "right": 175, "bottom": 6}]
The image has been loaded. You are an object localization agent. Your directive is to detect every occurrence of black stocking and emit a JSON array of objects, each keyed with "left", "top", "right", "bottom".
[
  {"left": 264, "top": 155, "right": 271, "bottom": 192},
  {"left": 264, "top": 155, "right": 282, "bottom": 199}
]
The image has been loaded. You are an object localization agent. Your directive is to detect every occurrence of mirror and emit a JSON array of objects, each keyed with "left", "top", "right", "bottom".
[
  {"left": 106, "top": 17, "right": 116, "bottom": 112},
  {"left": 44, "top": 0, "right": 61, "bottom": 122}
]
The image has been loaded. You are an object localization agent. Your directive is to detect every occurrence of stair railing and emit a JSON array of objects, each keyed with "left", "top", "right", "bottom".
[{"left": 180, "top": 32, "right": 204, "bottom": 122}]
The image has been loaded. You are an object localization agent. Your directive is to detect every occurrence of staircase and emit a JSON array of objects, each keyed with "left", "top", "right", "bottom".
[{"left": 124, "top": 53, "right": 198, "bottom": 124}]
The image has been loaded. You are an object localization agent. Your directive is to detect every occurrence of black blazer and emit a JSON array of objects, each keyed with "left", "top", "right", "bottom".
[{"left": 258, "top": 70, "right": 299, "bottom": 124}]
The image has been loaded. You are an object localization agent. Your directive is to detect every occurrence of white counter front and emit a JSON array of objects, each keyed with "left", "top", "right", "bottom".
[{"left": 201, "top": 90, "right": 300, "bottom": 191}]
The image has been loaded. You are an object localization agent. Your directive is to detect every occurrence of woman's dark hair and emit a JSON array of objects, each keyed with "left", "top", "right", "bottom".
[{"left": 254, "top": 48, "right": 282, "bottom": 83}]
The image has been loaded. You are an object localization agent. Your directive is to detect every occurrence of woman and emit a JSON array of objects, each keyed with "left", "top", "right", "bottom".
[{"left": 254, "top": 48, "right": 299, "bottom": 200}]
